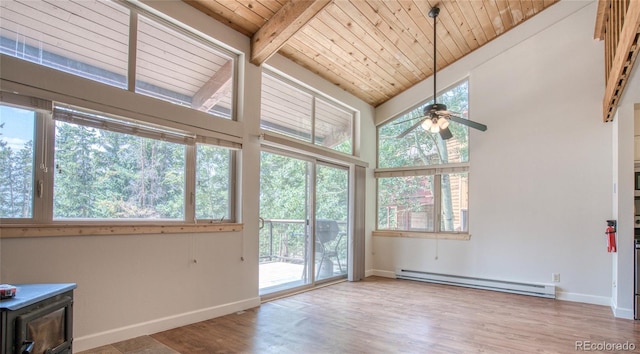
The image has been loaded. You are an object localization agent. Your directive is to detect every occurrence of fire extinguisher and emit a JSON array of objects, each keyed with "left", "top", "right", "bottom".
[{"left": 606, "top": 220, "right": 617, "bottom": 253}]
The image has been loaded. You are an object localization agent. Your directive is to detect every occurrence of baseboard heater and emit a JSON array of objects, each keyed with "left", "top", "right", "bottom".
[{"left": 396, "top": 269, "right": 555, "bottom": 299}]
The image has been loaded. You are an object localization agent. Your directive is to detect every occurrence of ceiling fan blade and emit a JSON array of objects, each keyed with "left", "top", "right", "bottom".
[
  {"left": 439, "top": 126, "right": 453, "bottom": 140},
  {"left": 448, "top": 115, "right": 488, "bottom": 131},
  {"left": 393, "top": 115, "right": 426, "bottom": 125},
  {"left": 396, "top": 118, "right": 425, "bottom": 138}
]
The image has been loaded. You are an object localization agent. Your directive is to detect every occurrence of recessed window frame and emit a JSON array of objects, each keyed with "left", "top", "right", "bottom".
[
  {"left": 374, "top": 79, "right": 471, "bottom": 239},
  {"left": 260, "top": 69, "right": 356, "bottom": 156},
  {"left": 0, "top": 92, "right": 239, "bottom": 226}
]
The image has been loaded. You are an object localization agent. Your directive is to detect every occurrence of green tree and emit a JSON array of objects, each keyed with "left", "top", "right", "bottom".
[{"left": 54, "top": 122, "right": 98, "bottom": 218}]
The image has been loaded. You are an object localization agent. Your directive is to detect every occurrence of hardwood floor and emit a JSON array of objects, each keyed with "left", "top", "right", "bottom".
[{"left": 82, "top": 276, "right": 640, "bottom": 353}]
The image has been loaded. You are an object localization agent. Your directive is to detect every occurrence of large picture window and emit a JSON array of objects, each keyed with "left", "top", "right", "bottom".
[
  {"left": 53, "top": 120, "right": 186, "bottom": 220},
  {"left": 376, "top": 80, "right": 470, "bottom": 234},
  {"left": 0, "top": 96, "right": 237, "bottom": 224}
]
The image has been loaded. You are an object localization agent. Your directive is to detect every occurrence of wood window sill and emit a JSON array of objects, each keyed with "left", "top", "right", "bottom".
[
  {"left": 373, "top": 230, "right": 470, "bottom": 240},
  {"left": 0, "top": 223, "right": 243, "bottom": 238}
]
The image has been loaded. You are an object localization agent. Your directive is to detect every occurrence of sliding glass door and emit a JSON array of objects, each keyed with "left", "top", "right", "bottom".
[
  {"left": 259, "top": 151, "right": 349, "bottom": 295},
  {"left": 315, "top": 163, "right": 349, "bottom": 281}
]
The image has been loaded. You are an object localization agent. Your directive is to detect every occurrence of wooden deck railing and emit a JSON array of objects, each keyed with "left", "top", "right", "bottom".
[{"left": 594, "top": 0, "right": 640, "bottom": 122}]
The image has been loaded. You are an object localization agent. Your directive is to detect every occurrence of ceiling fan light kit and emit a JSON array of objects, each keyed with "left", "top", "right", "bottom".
[{"left": 396, "top": 6, "right": 487, "bottom": 141}]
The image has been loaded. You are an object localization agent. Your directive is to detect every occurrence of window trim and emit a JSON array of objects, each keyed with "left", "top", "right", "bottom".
[{"left": 261, "top": 69, "right": 357, "bottom": 156}]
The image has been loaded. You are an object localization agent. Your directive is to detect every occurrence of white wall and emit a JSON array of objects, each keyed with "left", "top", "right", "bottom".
[
  {"left": 612, "top": 60, "right": 640, "bottom": 318},
  {"left": 0, "top": 0, "right": 375, "bottom": 350},
  {"left": 372, "top": 1, "right": 616, "bottom": 306}
]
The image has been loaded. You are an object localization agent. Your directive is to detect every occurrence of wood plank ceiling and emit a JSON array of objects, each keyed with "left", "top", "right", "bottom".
[{"left": 184, "top": 0, "right": 559, "bottom": 107}]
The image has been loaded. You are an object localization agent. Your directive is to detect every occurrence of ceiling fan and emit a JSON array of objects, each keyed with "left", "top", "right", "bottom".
[{"left": 397, "top": 6, "right": 487, "bottom": 140}]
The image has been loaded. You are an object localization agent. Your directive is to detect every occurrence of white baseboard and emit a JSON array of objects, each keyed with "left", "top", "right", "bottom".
[
  {"left": 610, "top": 296, "right": 634, "bottom": 319},
  {"left": 368, "top": 269, "right": 396, "bottom": 278},
  {"left": 74, "top": 296, "right": 261, "bottom": 352},
  {"left": 370, "top": 270, "right": 617, "bottom": 310},
  {"left": 556, "top": 291, "right": 611, "bottom": 306}
]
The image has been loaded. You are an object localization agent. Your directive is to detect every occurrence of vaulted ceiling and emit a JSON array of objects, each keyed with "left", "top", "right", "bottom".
[{"left": 184, "top": 0, "right": 559, "bottom": 107}]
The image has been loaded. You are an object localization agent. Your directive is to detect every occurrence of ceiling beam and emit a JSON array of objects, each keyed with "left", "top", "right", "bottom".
[
  {"left": 192, "top": 59, "right": 233, "bottom": 112},
  {"left": 250, "top": 0, "right": 332, "bottom": 65}
]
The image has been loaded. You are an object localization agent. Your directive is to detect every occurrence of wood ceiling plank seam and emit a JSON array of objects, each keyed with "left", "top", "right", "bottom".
[
  {"left": 348, "top": 0, "right": 429, "bottom": 80},
  {"left": 278, "top": 41, "right": 379, "bottom": 97},
  {"left": 493, "top": 0, "right": 516, "bottom": 31},
  {"left": 382, "top": 0, "right": 443, "bottom": 65},
  {"left": 257, "top": 0, "right": 286, "bottom": 14},
  {"left": 261, "top": 78, "right": 315, "bottom": 112},
  {"left": 455, "top": 0, "right": 489, "bottom": 46},
  {"left": 307, "top": 12, "right": 410, "bottom": 94},
  {"left": 135, "top": 51, "right": 225, "bottom": 84},
  {"left": 337, "top": 0, "right": 425, "bottom": 83},
  {"left": 531, "top": 0, "right": 545, "bottom": 14},
  {"left": 325, "top": 2, "right": 420, "bottom": 84},
  {"left": 468, "top": 0, "right": 498, "bottom": 40},
  {"left": 222, "top": 1, "right": 271, "bottom": 29},
  {"left": 135, "top": 70, "right": 201, "bottom": 95},
  {"left": 374, "top": 1, "right": 434, "bottom": 76},
  {"left": 8, "top": 1, "right": 129, "bottom": 50},
  {"left": 136, "top": 37, "right": 226, "bottom": 82},
  {"left": 481, "top": 0, "right": 507, "bottom": 36},
  {"left": 136, "top": 22, "right": 231, "bottom": 73},
  {"left": 415, "top": 0, "right": 472, "bottom": 56},
  {"left": 49, "top": 0, "right": 130, "bottom": 29},
  {"left": 296, "top": 27, "right": 398, "bottom": 100},
  {"left": 238, "top": 0, "right": 278, "bottom": 20},
  {"left": 313, "top": 5, "right": 412, "bottom": 87},
  {"left": 280, "top": 44, "right": 380, "bottom": 105},
  {"left": 400, "top": 1, "right": 453, "bottom": 66},
  {"left": 0, "top": 13, "right": 128, "bottom": 73},
  {"left": 0, "top": 10, "right": 128, "bottom": 58},
  {"left": 408, "top": 0, "right": 464, "bottom": 60},
  {"left": 183, "top": 1, "right": 257, "bottom": 36},
  {"left": 261, "top": 101, "right": 313, "bottom": 122},
  {"left": 262, "top": 76, "right": 314, "bottom": 99},
  {"left": 260, "top": 103, "right": 311, "bottom": 123},
  {"left": 135, "top": 17, "right": 232, "bottom": 67},
  {"left": 398, "top": 0, "right": 459, "bottom": 66},
  {"left": 507, "top": 0, "right": 525, "bottom": 25},
  {"left": 259, "top": 109, "right": 304, "bottom": 126},
  {"left": 261, "top": 92, "right": 313, "bottom": 116},
  {"left": 286, "top": 34, "right": 392, "bottom": 101},
  {"left": 135, "top": 60, "right": 204, "bottom": 89},
  {"left": 440, "top": 1, "right": 480, "bottom": 51},
  {"left": 520, "top": 0, "right": 535, "bottom": 19},
  {"left": 315, "top": 104, "right": 352, "bottom": 127}
]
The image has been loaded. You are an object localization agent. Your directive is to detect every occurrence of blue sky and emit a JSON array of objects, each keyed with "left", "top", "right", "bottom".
[{"left": 0, "top": 105, "right": 35, "bottom": 151}]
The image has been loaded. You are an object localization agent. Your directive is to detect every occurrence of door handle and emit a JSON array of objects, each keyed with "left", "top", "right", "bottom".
[{"left": 258, "top": 217, "right": 264, "bottom": 230}]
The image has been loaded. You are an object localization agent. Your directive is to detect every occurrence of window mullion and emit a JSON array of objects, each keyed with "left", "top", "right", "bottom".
[
  {"left": 37, "top": 113, "right": 55, "bottom": 223},
  {"left": 433, "top": 174, "right": 442, "bottom": 233},
  {"left": 185, "top": 144, "right": 196, "bottom": 223}
]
